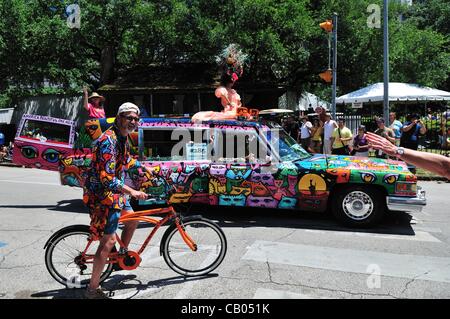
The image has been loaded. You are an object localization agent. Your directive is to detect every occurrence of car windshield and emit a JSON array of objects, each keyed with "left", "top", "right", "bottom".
[{"left": 266, "top": 129, "right": 311, "bottom": 161}]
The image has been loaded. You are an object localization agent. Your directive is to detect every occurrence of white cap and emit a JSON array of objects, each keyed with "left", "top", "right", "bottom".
[{"left": 117, "top": 102, "right": 140, "bottom": 116}]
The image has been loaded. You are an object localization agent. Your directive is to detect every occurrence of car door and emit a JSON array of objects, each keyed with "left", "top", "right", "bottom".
[
  {"left": 134, "top": 120, "right": 211, "bottom": 206},
  {"left": 209, "top": 125, "right": 281, "bottom": 208}
]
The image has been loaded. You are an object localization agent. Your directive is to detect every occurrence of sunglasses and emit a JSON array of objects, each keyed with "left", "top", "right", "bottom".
[{"left": 121, "top": 114, "right": 140, "bottom": 122}]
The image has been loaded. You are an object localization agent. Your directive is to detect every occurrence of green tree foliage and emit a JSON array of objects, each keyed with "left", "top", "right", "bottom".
[{"left": 0, "top": 0, "right": 449, "bottom": 108}]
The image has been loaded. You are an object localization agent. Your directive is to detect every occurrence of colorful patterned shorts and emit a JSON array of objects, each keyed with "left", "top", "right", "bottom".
[{"left": 103, "top": 200, "right": 133, "bottom": 235}]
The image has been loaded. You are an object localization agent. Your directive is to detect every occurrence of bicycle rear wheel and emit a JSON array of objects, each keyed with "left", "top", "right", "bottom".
[
  {"left": 161, "top": 217, "right": 227, "bottom": 277},
  {"left": 44, "top": 225, "right": 114, "bottom": 288}
]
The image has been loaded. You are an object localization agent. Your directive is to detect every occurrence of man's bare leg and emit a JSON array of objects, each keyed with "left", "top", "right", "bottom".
[
  {"left": 89, "top": 234, "right": 116, "bottom": 290},
  {"left": 119, "top": 209, "right": 139, "bottom": 250},
  {"left": 121, "top": 220, "right": 139, "bottom": 249}
]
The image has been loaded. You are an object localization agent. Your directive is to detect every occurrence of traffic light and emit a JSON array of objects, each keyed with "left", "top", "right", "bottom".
[
  {"left": 320, "top": 20, "right": 333, "bottom": 32},
  {"left": 319, "top": 69, "right": 332, "bottom": 83}
]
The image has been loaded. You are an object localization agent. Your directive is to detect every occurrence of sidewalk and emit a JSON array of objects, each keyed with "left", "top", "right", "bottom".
[{"left": 416, "top": 168, "right": 449, "bottom": 182}]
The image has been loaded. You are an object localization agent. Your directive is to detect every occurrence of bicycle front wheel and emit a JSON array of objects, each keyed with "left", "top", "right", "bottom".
[
  {"left": 44, "top": 225, "right": 114, "bottom": 288},
  {"left": 161, "top": 217, "right": 227, "bottom": 277}
]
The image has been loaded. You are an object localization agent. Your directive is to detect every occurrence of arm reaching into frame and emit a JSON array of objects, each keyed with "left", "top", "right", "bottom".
[{"left": 366, "top": 132, "right": 450, "bottom": 179}]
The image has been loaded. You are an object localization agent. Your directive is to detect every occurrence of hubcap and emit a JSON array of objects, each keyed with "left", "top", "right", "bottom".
[{"left": 342, "top": 191, "right": 374, "bottom": 221}]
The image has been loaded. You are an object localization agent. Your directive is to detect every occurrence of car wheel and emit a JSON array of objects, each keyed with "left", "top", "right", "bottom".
[{"left": 332, "top": 185, "right": 385, "bottom": 227}]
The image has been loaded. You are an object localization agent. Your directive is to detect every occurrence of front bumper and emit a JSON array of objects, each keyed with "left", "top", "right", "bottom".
[{"left": 386, "top": 187, "right": 426, "bottom": 212}]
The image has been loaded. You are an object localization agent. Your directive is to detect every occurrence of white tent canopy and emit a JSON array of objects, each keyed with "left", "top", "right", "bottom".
[
  {"left": 336, "top": 82, "right": 450, "bottom": 104},
  {"left": 297, "top": 92, "right": 331, "bottom": 111}
]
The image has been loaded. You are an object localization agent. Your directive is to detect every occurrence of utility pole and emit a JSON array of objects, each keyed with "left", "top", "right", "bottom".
[
  {"left": 331, "top": 12, "right": 338, "bottom": 119},
  {"left": 383, "top": 0, "right": 389, "bottom": 123}
]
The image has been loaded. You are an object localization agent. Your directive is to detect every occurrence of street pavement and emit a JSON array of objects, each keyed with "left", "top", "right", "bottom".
[{"left": 0, "top": 166, "right": 449, "bottom": 299}]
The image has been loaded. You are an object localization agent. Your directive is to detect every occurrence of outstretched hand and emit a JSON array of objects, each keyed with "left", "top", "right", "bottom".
[{"left": 366, "top": 132, "right": 397, "bottom": 156}]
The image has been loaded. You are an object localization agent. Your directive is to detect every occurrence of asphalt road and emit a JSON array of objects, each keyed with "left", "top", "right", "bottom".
[{"left": 0, "top": 166, "right": 449, "bottom": 299}]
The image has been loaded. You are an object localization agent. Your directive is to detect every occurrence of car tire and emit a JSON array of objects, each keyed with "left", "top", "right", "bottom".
[{"left": 331, "top": 185, "right": 385, "bottom": 228}]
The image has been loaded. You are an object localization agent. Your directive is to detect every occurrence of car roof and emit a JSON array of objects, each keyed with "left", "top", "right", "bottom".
[{"left": 139, "top": 117, "right": 272, "bottom": 129}]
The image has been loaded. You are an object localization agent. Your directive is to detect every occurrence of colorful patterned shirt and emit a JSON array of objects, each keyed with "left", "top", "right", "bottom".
[{"left": 83, "top": 125, "right": 141, "bottom": 239}]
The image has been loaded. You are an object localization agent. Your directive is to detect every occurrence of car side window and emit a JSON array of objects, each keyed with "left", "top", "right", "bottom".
[
  {"left": 19, "top": 119, "right": 71, "bottom": 144},
  {"left": 140, "top": 127, "right": 210, "bottom": 161},
  {"left": 211, "top": 128, "right": 269, "bottom": 164}
]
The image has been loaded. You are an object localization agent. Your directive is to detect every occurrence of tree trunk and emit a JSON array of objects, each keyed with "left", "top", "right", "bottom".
[{"left": 100, "top": 46, "right": 115, "bottom": 85}]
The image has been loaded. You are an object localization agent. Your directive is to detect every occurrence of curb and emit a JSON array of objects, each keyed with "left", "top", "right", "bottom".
[
  {"left": 0, "top": 162, "right": 22, "bottom": 168},
  {"left": 417, "top": 175, "right": 449, "bottom": 182}
]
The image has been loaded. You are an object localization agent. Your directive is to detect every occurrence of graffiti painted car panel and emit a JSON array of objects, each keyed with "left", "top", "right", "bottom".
[{"left": 13, "top": 115, "right": 426, "bottom": 227}]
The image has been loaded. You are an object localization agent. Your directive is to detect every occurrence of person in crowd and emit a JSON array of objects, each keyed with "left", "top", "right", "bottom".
[
  {"left": 374, "top": 118, "right": 395, "bottom": 158},
  {"left": 352, "top": 125, "right": 369, "bottom": 157},
  {"left": 310, "top": 119, "right": 323, "bottom": 153},
  {"left": 426, "top": 107, "right": 437, "bottom": 120},
  {"left": 389, "top": 112, "right": 403, "bottom": 146},
  {"left": 299, "top": 116, "right": 313, "bottom": 150},
  {"left": 323, "top": 113, "right": 338, "bottom": 155},
  {"left": 400, "top": 114, "right": 427, "bottom": 150},
  {"left": 284, "top": 115, "right": 300, "bottom": 142},
  {"left": 0, "top": 144, "right": 7, "bottom": 162},
  {"left": 314, "top": 106, "right": 327, "bottom": 153},
  {"left": 367, "top": 132, "right": 450, "bottom": 179},
  {"left": 83, "top": 87, "right": 106, "bottom": 119},
  {"left": 331, "top": 118, "right": 353, "bottom": 155}
]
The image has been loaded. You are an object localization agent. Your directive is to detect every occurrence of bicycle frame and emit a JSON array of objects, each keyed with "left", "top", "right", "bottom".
[{"left": 79, "top": 206, "right": 197, "bottom": 266}]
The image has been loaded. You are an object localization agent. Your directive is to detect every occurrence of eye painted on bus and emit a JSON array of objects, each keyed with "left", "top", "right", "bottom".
[
  {"left": 20, "top": 145, "right": 38, "bottom": 159},
  {"left": 383, "top": 173, "right": 399, "bottom": 184},
  {"left": 360, "top": 172, "right": 377, "bottom": 183},
  {"left": 42, "top": 148, "right": 61, "bottom": 163}
]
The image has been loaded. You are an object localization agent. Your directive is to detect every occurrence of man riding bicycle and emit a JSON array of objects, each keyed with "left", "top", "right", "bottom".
[{"left": 83, "top": 102, "right": 150, "bottom": 299}]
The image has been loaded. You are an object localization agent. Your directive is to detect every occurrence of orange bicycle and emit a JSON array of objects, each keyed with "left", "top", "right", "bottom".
[{"left": 44, "top": 202, "right": 227, "bottom": 288}]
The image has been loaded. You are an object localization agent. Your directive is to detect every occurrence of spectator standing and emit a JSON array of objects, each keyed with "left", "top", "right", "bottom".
[
  {"left": 426, "top": 108, "right": 436, "bottom": 120},
  {"left": 389, "top": 112, "right": 403, "bottom": 146},
  {"left": 0, "top": 144, "right": 7, "bottom": 162},
  {"left": 310, "top": 119, "right": 323, "bottom": 153},
  {"left": 400, "top": 114, "right": 427, "bottom": 150},
  {"left": 374, "top": 118, "right": 395, "bottom": 158},
  {"left": 299, "top": 116, "right": 313, "bottom": 150},
  {"left": 83, "top": 87, "right": 106, "bottom": 119},
  {"left": 331, "top": 118, "right": 353, "bottom": 155},
  {"left": 284, "top": 115, "right": 300, "bottom": 142},
  {"left": 352, "top": 125, "right": 369, "bottom": 156},
  {"left": 323, "top": 113, "right": 338, "bottom": 154}
]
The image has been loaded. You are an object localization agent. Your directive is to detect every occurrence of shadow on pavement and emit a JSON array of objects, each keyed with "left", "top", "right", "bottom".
[
  {"left": 0, "top": 199, "right": 86, "bottom": 214},
  {"left": 180, "top": 205, "right": 417, "bottom": 236},
  {"left": 1, "top": 199, "right": 416, "bottom": 236},
  {"left": 30, "top": 273, "right": 217, "bottom": 299}
]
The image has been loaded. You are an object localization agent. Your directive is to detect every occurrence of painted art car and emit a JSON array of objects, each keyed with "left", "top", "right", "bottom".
[{"left": 13, "top": 114, "right": 426, "bottom": 227}]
